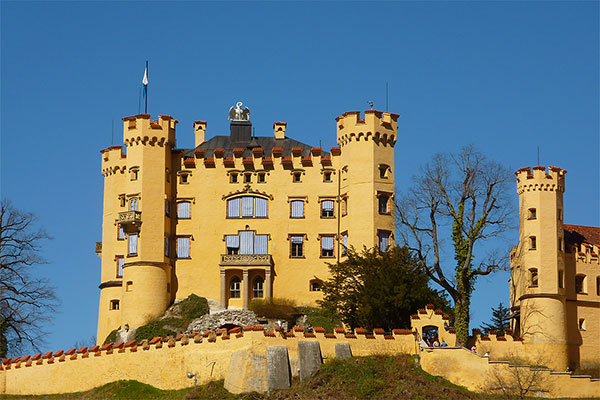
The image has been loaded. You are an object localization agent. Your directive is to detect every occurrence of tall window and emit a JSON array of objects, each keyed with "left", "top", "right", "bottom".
[
  {"left": 165, "top": 235, "right": 170, "bottom": 257},
  {"left": 290, "top": 200, "right": 304, "bottom": 218},
  {"left": 129, "top": 198, "right": 138, "bottom": 211},
  {"left": 226, "top": 235, "right": 240, "bottom": 255},
  {"left": 529, "top": 236, "right": 536, "bottom": 250},
  {"left": 290, "top": 236, "right": 304, "bottom": 258},
  {"left": 165, "top": 200, "right": 171, "bottom": 217},
  {"left": 321, "top": 236, "right": 334, "bottom": 258},
  {"left": 558, "top": 270, "right": 564, "bottom": 289},
  {"left": 253, "top": 277, "right": 264, "bottom": 298},
  {"left": 226, "top": 232, "right": 268, "bottom": 255},
  {"left": 528, "top": 208, "right": 537, "bottom": 220},
  {"left": 529, "top": 268, "right": 538, "bottom": 287},
  {"left": 321, "top": 200, "right": 334, "bottom": 218},
  {"left": 575, "top": 275, "right": 586, "bottom": 294},
  {"left": 378, "top": 195, "right": 389, "bottom": 214},
  {"left": 178, "top": 201, "right": 191, "bottom": 219},
  {"left": 342, "top": 233, "right": 348, "bottom": 256},
  {"left": 177, "top": 237, "right": 190, "bottom": 258},
  {"left": 230, "top": 276, "right": 241, "bottom": 298},
  {"left": 378, "top": 231, "right": 390, "bottom": 252},
  {"left": 118, "top": 225, "right": 125, "bottom": 240},
  {"left": 116, "top": 256, "right": 124, "bottom": 278},
  {"left": 227, "top": 196, "right": 268, "bottom": 218},
  {"left": 128, "top": 234, "right": 138, "bottom": 256}
]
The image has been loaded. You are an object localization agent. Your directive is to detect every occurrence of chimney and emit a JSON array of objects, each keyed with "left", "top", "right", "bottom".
[
  {"left": 194, "top": 120, "right": 207, "bottom": 147},
  {"left": 273, "top": 122, "right": 287, "bottom": 139},
  {"left": 230, "top": 120, "right": 252, "bottom": 142}
]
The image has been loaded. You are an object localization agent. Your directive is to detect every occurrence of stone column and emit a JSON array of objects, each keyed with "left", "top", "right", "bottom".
[
  {"left": 265, "top": 266, "right": 272, "bottom": 302},
  {"left": 243, "top": 267, "right": 249, "bottom": 309},
  {"left": 220, "top": 267, "right": 227, "bottom": 308}
]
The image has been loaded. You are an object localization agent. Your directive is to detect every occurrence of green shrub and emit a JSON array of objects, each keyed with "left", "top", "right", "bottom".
[
  {"left": 178, "top": 294, "right": 209, "bottom": 321},
  {"left": 103, "top": 328, "right": 119, "bottom": 345},
  {"left": 134, "top": 320, "right": 176, "bottom": 342},
  {"left": 249, "top": 298, "right": 298, "bottom": 320},
  {"left": 304, "top": 307, "right": 340, "bottom": 333}
]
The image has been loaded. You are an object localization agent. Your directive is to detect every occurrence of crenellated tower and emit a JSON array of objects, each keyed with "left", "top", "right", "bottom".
[
  {"left": 336, "top": 110, "right": 398, "bottom": 250},
  {"left": 97, "top": 114, "right": 177, "bottom": 343},
  {"left": 511, "top": 165, "right": 568, "bottom": 370}
]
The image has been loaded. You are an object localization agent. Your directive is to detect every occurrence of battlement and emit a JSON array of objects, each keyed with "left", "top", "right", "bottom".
[
  {"left": 122, "top": 114, "right": 177, "bottom": 147},
  {"left": 335, "top": 110, "right": 399, "bottom": 146},
  {"left": 100, "top": 146, "right": 126, "bottom": 177},
  {"left": 515, "top": 165, "right": 567, "bottom": 194}
]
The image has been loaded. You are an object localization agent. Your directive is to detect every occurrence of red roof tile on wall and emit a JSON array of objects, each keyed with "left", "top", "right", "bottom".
[{"left": 564, "top": 224, "right": 600, "bottom": 246}]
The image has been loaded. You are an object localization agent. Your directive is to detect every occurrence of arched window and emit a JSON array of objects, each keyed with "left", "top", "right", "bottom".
[
  {"left": 230, "top": 276, "right": 241, "bottom": 298},
  {"left": 529, "top": 268, "right": 538, "bottom": 287},
  {"left": 227, "top": 196, "right": 268, "bottom": 218},
  {"left": 253, "top": 277, "right": 264, "bottom": 298}
]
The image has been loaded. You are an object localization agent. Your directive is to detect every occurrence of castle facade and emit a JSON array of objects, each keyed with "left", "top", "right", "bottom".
[{"left": 96, "top": 107, "right": 397, "bottom": 343}]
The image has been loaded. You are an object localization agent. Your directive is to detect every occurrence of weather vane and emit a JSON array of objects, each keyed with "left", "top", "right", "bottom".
[{"left": 228, "top": 101, "right": 250, "bottom": 121}]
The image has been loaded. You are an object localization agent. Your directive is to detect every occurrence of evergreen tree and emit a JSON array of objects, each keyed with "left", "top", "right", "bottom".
[
  {"left": 319, "top": 245, "right": 451, "bottom": 331},
  {"left": 480, "top": 302, "right": 510, "bottom": 335}
]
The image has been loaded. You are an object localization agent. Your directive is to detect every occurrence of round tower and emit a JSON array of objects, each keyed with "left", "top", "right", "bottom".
[
  {"left": 118, "top": 114, "right": 177, "bottom": 330},
  {"left": 335, "top": 110, "right": 398, "bottom": 250},
  {"left": 513, "top": 165, "right": 568, "bottom": 370}
]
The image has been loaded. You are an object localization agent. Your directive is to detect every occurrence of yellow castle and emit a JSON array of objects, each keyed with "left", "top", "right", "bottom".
[
  {"left": 96, "top": 105, "right": 398, "bottom": 343},
  {"left": 509, "top": 166, "right": 599, "bottom": 371}
]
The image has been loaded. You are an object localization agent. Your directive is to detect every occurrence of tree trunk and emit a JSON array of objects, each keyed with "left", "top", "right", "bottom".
[
  {"left": 454, "top": 295, "right": 471, "bottom": 346},
  {"left": 0, "top": 322, "right": 7, "bottom": 358}
]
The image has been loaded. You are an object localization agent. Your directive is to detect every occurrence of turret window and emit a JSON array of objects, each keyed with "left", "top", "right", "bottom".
[
  {"left": 230, "top": 276, "right": 241, "bottom": 298},
  {"left": 528, "top": 208, "right": 536, "bottom": 220},
  {"left": 575, "top": 275, "right": 586, "bottom": 294},
  {"left": 378, "top": 164, "right": 391, "bottom": 179},
  {"left": 378, "top": 195, "right": 390, "bottom": 214},
  {"left": 529, "top": 268, "right": 538, "bottom": 287},
  {"left": 529, "top": 236, "right": 536, "bottom": 250},
  {"left": 558, "top": 270, "right": 564, "bottom": 289},
  {"left": 116, "top": 256, "right": 124, "bottom": 278},
  {"left": 578, "top": 318, "right": 586, "bottom": 331},
  {"left": 110, "top": 300, "right": 120, "bottom": 310}
]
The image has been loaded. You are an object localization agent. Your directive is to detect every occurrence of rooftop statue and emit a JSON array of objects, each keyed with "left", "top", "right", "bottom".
[{"left": 228, "top": 101, "right": 250, "bottom": 121}]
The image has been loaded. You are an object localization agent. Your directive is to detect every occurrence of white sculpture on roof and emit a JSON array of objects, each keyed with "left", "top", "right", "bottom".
[{"left": 228, "top": 101, "right": 250, "bottom": 121}]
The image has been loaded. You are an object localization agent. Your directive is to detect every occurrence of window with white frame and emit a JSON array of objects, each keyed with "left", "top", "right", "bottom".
[
  {"left": 116, "top": 256, "right": 124, "bottom": 278},
  {"left": 178, "top": 201, "right": 191, "bottom": 219},
  {"left": 177, "top": 237, "right": 190, "bottom": 258},
  {"left": 128, "top": 233, "right": 138, "bottom": 256},
  {"left": 342, "top": 233, "right": 348, "bottom": 256},
  {"left": 118, "top": 225, "right": 125, "bottom": 240},
  {"left": 226, "top": 235, "right": 240, "bottom": 255},
  {"left": 378, "top": 231, "right": 390, "bottom": 252},
  {"left": 290, "top": 235, "right": 304, "bottom": 258},
  {"left": 253, "top": 277, "right": 264, "bottom": 298},
  {"left": 225, "top": 231, "right": 268, "bottom": 255},
  {"left": 230, "top": 276, "right": 241, "bottom": 298},
  {"left": 227, "top": 196, "right": 268, "bottom": 218},
  {"left": 321, "top": 235, "right": 334, "bottom": 258},
  {"left": 321, "top": 200, "right": 334, "bottom": 218},
  {"left": 290, "top": 200, "right": 305, "bottom": 218},
  {"left": 129, "top": 197, "right": 138, "bottom": 211}
]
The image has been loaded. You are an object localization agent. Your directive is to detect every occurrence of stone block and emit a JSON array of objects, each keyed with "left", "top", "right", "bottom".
[
  {"left": 224, "top": 350, "right": 268, "bottom": 394},
  {"left": 298, "top": 341, "right": 323, "bottom": 381},
  {"left": 267, "top": 346, "right": 291, "bottom": 390},
  {"left": 335, "top": 343, "right": 353, "bottom": 360}
]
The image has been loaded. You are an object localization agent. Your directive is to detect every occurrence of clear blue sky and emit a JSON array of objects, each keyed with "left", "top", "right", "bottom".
[{"left": 1, "top": 1, "right": 598, "bottom": 354}]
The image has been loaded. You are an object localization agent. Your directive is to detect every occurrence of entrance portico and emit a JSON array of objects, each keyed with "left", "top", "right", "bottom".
[{"left": 220, "top": 254, "right": 273, "bottom": 309}]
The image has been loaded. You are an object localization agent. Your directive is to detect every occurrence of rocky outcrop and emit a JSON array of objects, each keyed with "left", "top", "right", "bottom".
[{"left": 187, "top": 309, "right": 260, "bottom": 332}]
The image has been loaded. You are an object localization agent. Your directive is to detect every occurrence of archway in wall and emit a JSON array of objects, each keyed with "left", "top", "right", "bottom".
[{"left": 422, "top": 325, "right": 439, "bottom": 343}]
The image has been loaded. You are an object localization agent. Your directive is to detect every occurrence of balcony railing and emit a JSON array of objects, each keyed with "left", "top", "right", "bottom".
[
  {"left": 220, "top": 254, "right": 272, "bottom": 266},
  {"left": 95, "top": 241, "right": 102, "bottom": 254},
  {"left": 118, "top": 210, "right": 142, "bottom": 231}
]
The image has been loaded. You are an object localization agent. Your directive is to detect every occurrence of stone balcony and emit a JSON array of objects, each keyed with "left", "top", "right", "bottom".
[
  {"left": 220, "top": 254, "right": 273, "bottom": 267},
  {"left": 118, "top": 210, "right": 142, "bottom": 231}
]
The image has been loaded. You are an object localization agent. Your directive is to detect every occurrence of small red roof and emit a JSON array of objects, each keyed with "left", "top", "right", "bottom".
[{"left": 564, "top": 224, "right": 600, "bottom": 246}]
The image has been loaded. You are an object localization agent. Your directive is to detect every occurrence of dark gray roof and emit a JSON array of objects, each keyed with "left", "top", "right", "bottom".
[{"left": 182, "top": 135, "right": 328, "bottom": 159}]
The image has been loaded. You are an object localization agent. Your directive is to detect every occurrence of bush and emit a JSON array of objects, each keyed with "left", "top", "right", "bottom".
[
  {"left": 303, "top": 307, "right": 340, "bottom": 333},
  {"left": 103, "top": 328, "right": 119, "bottom": 345},
  {"left": 249, "top": 298, "right": 298, "bottom": 320},
  {"left": 134, "top": 320, "right": 176, "bottom": 342}
]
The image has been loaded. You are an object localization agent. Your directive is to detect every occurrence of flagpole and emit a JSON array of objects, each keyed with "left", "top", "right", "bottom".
[{"left": 144, "top": 61, "right": 148, "bottom": 114}]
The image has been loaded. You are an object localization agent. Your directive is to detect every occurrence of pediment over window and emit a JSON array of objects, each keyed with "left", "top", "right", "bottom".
[{"left": 222, "top": 184, "right": 274, "bottom": 200}]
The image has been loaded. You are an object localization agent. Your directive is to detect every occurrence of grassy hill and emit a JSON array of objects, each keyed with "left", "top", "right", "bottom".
[{"left": 4, "top": 354, "right": 485, "bottom": 400}]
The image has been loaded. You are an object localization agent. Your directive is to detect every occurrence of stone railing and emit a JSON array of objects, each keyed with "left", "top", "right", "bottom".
[
  {"left": 118, "top": 211, "right": 142, "bottom": 229},
  {"left": 220, "top": 254, "right": 272, "bottom": 266}
]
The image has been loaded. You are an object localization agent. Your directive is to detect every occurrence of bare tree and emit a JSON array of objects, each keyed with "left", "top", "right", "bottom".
[
  {"left": 396, "top": 145, "right": 514, "bottom": 344},
  {"left": 0, "top": 199, "right": 57, "bottom": 357},
  {"left": 485, "top": 350, "right": 552, "bottom": 399}
]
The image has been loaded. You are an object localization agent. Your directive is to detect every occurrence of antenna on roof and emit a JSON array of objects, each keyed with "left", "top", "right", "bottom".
[{"left": 385, "top": 81, "right": 389, "bottom": 112}]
